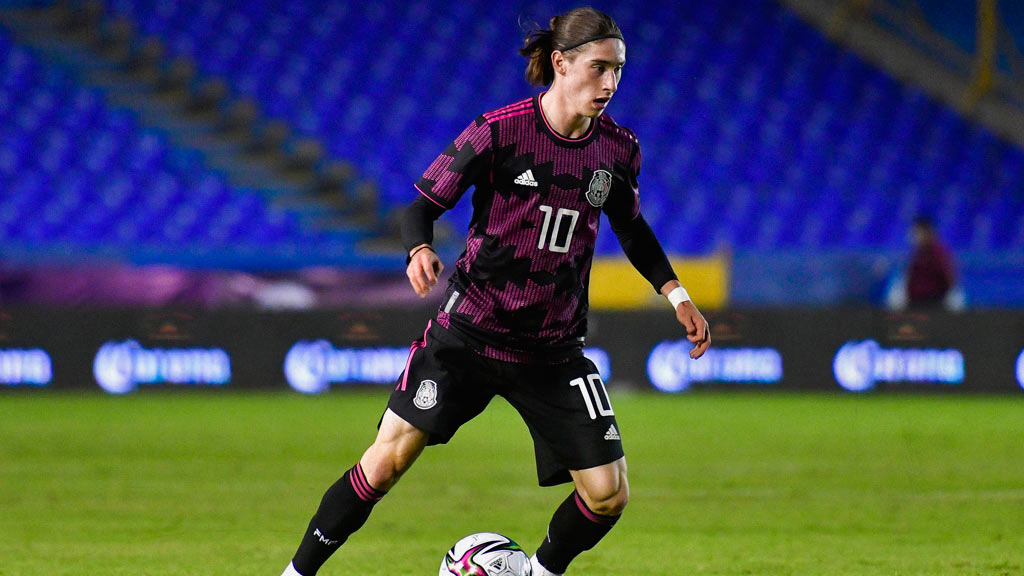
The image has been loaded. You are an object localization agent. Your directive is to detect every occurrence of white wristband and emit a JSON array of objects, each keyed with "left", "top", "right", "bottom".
[{"left": 667, "top": 286, "right": 690, "bottom": 309}]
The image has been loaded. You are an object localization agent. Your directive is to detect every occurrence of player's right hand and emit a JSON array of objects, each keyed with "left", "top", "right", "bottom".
[{"left": 407, "top": 244, "right": 443, "bottom": 298}]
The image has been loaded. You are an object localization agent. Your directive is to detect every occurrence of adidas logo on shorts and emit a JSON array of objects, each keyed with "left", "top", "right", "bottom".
[
  {"left": 604, "top": 424, "right": 620, "bottom": 441},
  {"left": 514, "top": 169, "right": 539, "bottom": 187}
]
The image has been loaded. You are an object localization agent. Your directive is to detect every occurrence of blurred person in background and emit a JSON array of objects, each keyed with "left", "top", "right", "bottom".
[
  {"left": 907, "top": 216, "right": 956, "bottom": 308},
  {"left": 887, "top": 216, "right": 961, "bottom": 310}
]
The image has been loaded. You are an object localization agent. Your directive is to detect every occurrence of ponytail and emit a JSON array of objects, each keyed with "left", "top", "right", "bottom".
[{"left": 519, "top": 27, "right": 555, "bottom": 86}]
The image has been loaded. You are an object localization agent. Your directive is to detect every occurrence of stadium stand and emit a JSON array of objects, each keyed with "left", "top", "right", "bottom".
[
  {"left": 1, "top": 0, "right": 1022, "bottom": 303},
  {"left": 83, "top": 0, "right": 1023, "bottom": 255},
  {"left": 0, "top": 24, "right": 377, "bottom": 269}
]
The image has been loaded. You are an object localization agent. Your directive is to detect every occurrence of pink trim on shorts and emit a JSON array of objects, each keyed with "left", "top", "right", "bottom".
[{"left": 398, "top": 320, "right": 432, "bottom": 391}]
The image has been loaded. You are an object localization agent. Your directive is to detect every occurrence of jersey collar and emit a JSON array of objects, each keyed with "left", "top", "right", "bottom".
[{"left": 534, "top": 91, "right": 599, "bottom": 149}]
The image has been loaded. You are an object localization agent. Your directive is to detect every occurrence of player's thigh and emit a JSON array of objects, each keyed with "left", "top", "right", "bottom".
[
  {"left": 570, "top": 456, "right": 629, "bottom": 516},
  {"left": 360, "top": 408, "right": 430, "bottom": 490},
  {"left": 387, "top": 321, "right": 495, "bottom": 446}
]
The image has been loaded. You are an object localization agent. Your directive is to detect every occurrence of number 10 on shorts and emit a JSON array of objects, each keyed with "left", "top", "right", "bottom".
[{"left": 570, "top": 374, "right": 614, "bottom": 420}]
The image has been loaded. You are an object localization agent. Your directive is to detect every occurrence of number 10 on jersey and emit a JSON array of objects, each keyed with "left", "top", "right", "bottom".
[
  {"left": 537, "top": 205, "right": 580, "bottom": 253},
  {"left": 570, "top": 374, "right": 614, "bottom": 420}
]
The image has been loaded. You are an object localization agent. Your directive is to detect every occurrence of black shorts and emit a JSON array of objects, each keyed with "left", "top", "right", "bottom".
[{"left": 387, "top": 320, "right": 624, "bottom": 487}]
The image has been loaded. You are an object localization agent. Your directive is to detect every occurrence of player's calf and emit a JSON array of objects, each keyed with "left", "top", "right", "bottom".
[
  {"left": 533, "top": 489, "right": 622, "bottom": 575},
  {"left": 284, "top": 413, "right": 428, "bottom": 576},
  {"left": 287, "top": 463, "right": 387, "bottom": 576},
  {"left": 533, "top": 459, "right": 629, "bottom": 575}
]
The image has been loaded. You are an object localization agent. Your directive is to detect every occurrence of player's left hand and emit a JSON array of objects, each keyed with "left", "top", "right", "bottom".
[{"left": 675, "top": 300, "right": 710, "bottom": 359}]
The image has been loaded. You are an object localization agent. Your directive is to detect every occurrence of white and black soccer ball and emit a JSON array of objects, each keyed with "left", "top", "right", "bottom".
[{"left": 438, "top": 532, "right": 532, "bottom": 576}]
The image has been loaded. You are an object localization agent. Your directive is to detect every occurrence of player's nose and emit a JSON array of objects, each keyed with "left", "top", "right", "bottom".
[{"left": 603, "top": 70, "right": 618, "bottom": 93}]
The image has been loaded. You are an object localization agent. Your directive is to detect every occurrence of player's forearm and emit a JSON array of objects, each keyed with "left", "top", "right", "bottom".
[
  {"left": 401, "top": 195, "right": 446, "bottom": 254},
  {"left": 610, "top": 213, "right": 677, "bottom": 293}
]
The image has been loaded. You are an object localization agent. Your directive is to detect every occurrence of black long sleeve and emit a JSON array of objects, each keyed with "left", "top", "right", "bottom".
[
  {"left": 400, "top": 195, "right": 446, "bottom": 254},
  {"left": 608, "top": 212, "right": 677, "bottom": 293}
]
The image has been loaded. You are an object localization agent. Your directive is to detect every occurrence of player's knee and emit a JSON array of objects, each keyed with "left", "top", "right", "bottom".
[
  {"left": 362, "top": 426, "right": 425, "bottom": 487},
  {"left": 362, "top": 439, "right": 422, "bottom": 490},
  {"left": 591, "top": 478, "right": 629, "bottom": 516},
  {"left": 359, "top": 451, "right": 402, "bottom": 491},
  {"left": 578, "top": 470, "right": 630, "bottom": 517}
]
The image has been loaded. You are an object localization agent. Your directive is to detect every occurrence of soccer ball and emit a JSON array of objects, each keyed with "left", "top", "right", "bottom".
[{"left": 438, "top": 532, "right": 532, "bottom": 576}]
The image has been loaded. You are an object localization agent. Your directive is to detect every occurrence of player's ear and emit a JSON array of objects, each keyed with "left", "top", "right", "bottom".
[{"left": 550, "top": 50, "right": 567, "bottom": 77}]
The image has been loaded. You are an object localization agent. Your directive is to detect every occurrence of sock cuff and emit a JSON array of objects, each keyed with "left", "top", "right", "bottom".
[
  {"left": 573, "top": 491, "right": 619, "bottom": 526},
  {"left": 348, "top": 462, "right": 387, "bottom": 503}
]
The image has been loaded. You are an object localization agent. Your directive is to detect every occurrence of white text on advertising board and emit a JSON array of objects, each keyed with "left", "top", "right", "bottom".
[
  {"left": 647, "top": 340, "right": 783, "bottom": 392},
  {"left": 0, "top": 348, "right": 52, "bottom": 386},
  {"left": 284, "top": 341, "right": 409, "bottom": 393},
  {"left": 93, "top": 340, "right": 231, "bottom": 394},
  {"left": 833, "top": 339, "right": 963, "bottom": 392}
]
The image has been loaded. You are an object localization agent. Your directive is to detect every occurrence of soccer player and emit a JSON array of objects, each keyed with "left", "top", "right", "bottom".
[{"left": 280, "top": 7, "right": 710, "bottom": 576}]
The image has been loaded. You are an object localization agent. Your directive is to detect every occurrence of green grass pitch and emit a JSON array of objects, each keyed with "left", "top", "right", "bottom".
[{"left": 1, "top": 390, "right": 1022, "bottom": 575}]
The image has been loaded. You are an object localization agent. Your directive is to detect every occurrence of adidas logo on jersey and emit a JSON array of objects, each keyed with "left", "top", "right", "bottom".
[
  {"left": 514, "top": 169, "right": 539, "bottom": 187},
  {"left": 604, "top": 424, "right": 620, "bottom": 441}
]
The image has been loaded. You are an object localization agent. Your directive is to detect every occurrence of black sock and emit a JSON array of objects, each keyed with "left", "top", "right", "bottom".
[
  {"left": 291, "top": 463, "right": 387, "bottom": 576},
  {"left": 535, "top": 491, "right": 620, "bottom": 574}
]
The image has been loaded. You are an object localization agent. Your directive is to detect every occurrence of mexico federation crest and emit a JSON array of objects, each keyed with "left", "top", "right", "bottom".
[
  {"left": 586, "top": 170, "right": 613, "bottom": 207},
  {"left": 414, "top": 379, "right": 438, "bottom": 409}
]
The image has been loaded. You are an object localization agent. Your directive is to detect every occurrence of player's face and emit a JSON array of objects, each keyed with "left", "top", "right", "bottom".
[{"left": 561, "top": 38, "right": 626, "bottom": 118}]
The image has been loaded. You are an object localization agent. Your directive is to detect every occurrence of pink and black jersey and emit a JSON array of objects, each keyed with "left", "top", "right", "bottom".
[{"left": 415, "top": 92, "right": 643, "bottom": 362}]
